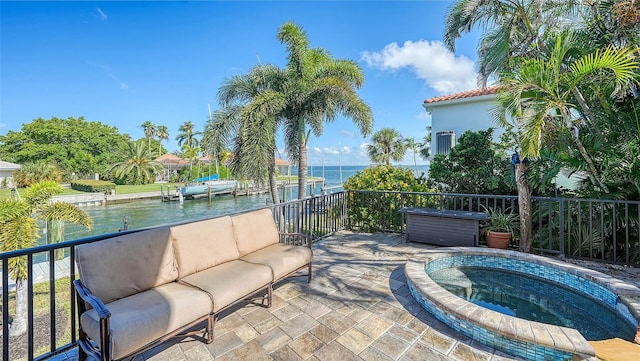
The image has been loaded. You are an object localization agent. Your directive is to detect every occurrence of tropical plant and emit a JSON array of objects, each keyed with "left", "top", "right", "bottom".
[
  {"left": 0, "top": 181, "right": 92, "bottom": 336},
  {"left": 276, "top": 21, "right": 373, "bottom": 199},
  {"left": 156, "top": 125, "right": 169, "bottom": 157},
  {"left": 419, "top": 134, "right": 431, "bottom": 161},
  {"left": 344, "top": 165, "right": 434, "bottom": 232},
  {"left": 207, "top": 64, "right": 286, "bottom": 204},
  {"left": 106, "top": 140, "right": 164, "bottom": 185},
  {"left": 12, "top": 160, "right": 63, "bottom": 187},
  {"left": 181, "top": 144, "right": 201, "bottom": 179},
  {"left": 176, "top": 121, "right": 201, "bottom": 149},
  {"left": 366, "top": 128, "right": 406, "bottom": 166},
  {"left": 495, "top": 31, "right": 639, "bottom": 192},
  {"left": 483, "top": 206, "right": 519, "bottom": 233},
  {"left": 140, "top": 120, "right": 156, "bottom": 154},
  {"left": 404, "top": 137, "right": 423, "bottom": 176}
]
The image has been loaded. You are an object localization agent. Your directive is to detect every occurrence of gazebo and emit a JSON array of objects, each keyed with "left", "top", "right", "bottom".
[
  {"left": 154, "top": 154, "right": 187, "bottom": 181},
  {"left": 0, "top": 159, "right": 21, "bottom": 188}
]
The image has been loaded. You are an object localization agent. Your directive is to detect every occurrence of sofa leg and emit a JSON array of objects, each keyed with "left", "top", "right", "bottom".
[
  {"left": 308, "top": 264, "right": 313, "bottom": 283},
  {"left": 267, "top": 284, "right": 273, "bottom": 308},
  {"left": 206, "top": 315, "right": 215, "bottom": 344}
]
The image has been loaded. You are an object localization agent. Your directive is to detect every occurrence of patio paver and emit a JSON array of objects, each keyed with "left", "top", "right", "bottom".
[{"left": 49, "top": 230, "right": 640, "bottom": 361}]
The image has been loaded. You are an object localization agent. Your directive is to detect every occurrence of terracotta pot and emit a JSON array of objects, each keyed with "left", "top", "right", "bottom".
[{"left": 485, "top": 231, "right": 511, "bottom": 249}]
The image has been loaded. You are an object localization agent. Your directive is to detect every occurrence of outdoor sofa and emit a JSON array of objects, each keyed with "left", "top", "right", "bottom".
[{"left": 73, "top": 208, "right": 312, "bottom": 361}]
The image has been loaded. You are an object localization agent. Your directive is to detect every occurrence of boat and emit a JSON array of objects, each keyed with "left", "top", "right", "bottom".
[{"left": 179, "top": 175, "right": 237, "bottom": 198}]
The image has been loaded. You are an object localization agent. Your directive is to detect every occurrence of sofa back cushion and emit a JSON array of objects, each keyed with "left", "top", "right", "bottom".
[
  {"left": 231, "top": 208, "right": 279, "bottom": 256},
  {"left": 170, "top": 216, "right": 239, "bottom": 278},
  {"left": 76, "top": 227, "right": 177, "bottom": 305}
]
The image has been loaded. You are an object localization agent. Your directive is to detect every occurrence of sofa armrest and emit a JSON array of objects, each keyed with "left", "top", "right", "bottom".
[
  {"left": 74, "top": 279, "right": 111, "bottom": 319},
  {"left": 279, "top": 232, "right": 313, "bottom": 249}
]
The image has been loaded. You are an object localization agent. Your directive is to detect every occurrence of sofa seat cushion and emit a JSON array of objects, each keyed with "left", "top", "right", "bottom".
[
  {"left": 180, "top": 260, "right": 272, "bottom": 312},
  {"left": 171, "top": 216, "right": 240, "bottom": 278},
  {"left": 231, "top": 209, "right": 280, "bottom": 256},
  {"left": 76, "top": 227, "right": 178, "bottom": 305},
  {"left": 80, "top": 282, "right": 212, "bottom": 360},
  {"left": 241, "top": 243, "right": 312, "bottom": 281}
]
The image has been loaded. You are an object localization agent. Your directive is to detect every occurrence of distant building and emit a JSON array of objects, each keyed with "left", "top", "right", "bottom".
[
  {"left": 0, "top": 160, "right": 21, "bottom": 188},
  {"left": 275, "top": 158, "right": 291, "bottom": 176},
  {"left": 423, "top": 86, "right": 503, "bottom": 160}
]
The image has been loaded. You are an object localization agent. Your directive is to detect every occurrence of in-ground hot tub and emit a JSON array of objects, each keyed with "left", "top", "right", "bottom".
[{"left": 405, "top": 248, "right": 640, "bottom": 360}]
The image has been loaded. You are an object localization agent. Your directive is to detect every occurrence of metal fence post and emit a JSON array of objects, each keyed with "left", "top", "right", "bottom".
[{"left": 558, "top": 198, "right": 565, "bottom": 257}]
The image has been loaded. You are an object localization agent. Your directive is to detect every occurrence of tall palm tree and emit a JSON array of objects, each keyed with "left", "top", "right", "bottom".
[
  {"left": 0, "top": 181, "right": 92, "bottom": 336},
  {"left": 156, "top": 125, "right": 169, "bottom": 157},
  {"left": 107, "top": 140, "right": 165, "bottom": 185},
  {"left": 367, "top": 128, "right": 407, "bottom": 165},
  {"left": 208, "top": 64, "right": 287, "bottom": 204},
  {"left": 444, "top": 0, "right": 581, "bottom": 87},
  {"left": 140, "top": 121, "right": 156, "bottom": 154},
  {"left": 181, "top": 144, "right": 201, "bottom": 180},
  {"left": 494, "top": 31, "right": 639, "bottom": 251},
  {"left": 176, "top": 121, "right": 201, "bottom": 149},
  {"left": 419, "top": 134, "right": 431, "bottom": 161},
  {"left": 276, "top": 22, "right": 374, "bottom": 199},
  {"left": 404, "top": 137, "right": 422, "bottom": 175}
]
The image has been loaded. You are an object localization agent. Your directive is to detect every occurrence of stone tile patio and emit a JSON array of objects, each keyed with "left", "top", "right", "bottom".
[{"left": 49, "top": 231, "right": 640, "bottom": 361}]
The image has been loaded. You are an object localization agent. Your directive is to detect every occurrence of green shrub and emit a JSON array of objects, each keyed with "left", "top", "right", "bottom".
[
  {"left": 71, "top": 180, "right": 116, "bottom": 193},
  {"left": 344, "top": 165, "right": 435, "bottom": 232}
]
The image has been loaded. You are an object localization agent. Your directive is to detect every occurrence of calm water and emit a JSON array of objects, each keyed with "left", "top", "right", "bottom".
[
  {"left": 57, "top": 164, "right": 429, "bottom": 242},
  {"left": 430, "top": 267, "right": 636, "bottom": 341}
]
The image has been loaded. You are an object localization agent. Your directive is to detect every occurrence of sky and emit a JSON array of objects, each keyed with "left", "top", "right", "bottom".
[{"left": 0, "top": 1, "right": 482, "bottom": 166}]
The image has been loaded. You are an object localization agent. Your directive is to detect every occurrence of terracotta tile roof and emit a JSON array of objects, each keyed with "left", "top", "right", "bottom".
[
  {"left": 275, "top": 158, "right": 290, "bottom": 166},
  {"left": 423, "top": 86, "right": 501, "bottom": 104}
]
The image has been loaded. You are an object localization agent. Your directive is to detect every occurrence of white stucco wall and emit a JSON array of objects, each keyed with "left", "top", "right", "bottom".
[{"left": 424, "top": 94, "right": 505, "bottom": 160}]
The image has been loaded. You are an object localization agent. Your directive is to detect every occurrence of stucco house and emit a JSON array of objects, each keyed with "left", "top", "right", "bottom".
[
  {"left": 0, "top": 160, "right": 21, "bottom": 188},
  {"left": 275, "top": 158, "right": 291, "bottom": 176},
  {"left": 423, "top": 86, "right": 503, "bottom": 160}
]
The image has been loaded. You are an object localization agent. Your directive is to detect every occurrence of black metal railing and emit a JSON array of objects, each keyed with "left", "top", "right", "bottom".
[
  {"left": 347, "top": 190, "right": 640, "bottom": 265},
  {"left": 1, "top": 190, "right": 638, "bottom": 360},
  {"left": 0, "top": 193, "right": 346, "bottom": 361}
]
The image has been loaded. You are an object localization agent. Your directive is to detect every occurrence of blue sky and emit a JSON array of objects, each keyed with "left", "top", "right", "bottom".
[{"left": 1, "top": 1, "right": 481, "bottom": 166}]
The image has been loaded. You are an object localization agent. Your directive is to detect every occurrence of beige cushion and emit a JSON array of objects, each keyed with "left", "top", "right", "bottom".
[
  {"left": 241, "top": 243, "right": 312, "bottom": 281},
  {"left": 76, "top": 227, "right": 177, "bottom": 304},
  {"left": 80, "top": 282, "right": 212, "bottom": 360},
  {"left": 180, "top": 260, "right": 272, "bottom": 312},
  {"left": 171, "top": 216, "right": 240, "bottom": 278},
  {"left": 231, "top": 209, "right": 279, "bottom": 256}
]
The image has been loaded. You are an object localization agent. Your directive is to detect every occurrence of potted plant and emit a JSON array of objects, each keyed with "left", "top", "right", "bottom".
[{"left": 483, "top": 207, "right": 518, "bottom": 249}]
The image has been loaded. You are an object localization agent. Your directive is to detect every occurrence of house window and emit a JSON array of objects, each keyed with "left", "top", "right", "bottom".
[{"left": 436, "top": 131, "right": 456, "bottom": 155}]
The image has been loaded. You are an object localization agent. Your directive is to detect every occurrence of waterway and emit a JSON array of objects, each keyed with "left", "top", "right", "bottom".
[{"left": 56, "top": 164, "right": 429, "bottom": 242}]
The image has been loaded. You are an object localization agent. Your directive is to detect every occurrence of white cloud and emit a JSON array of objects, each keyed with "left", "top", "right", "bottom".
[
  {"left": 361, "top": 40, "right": 477, "bottom": 94},
  {"left": 97, "top": 8, "right": 108, "bottom": 21},
  {"left": 417, "top": 111, "right": 431, "bottom": 121},
  {"left": 313, "top": 147, "right": 322, "bottom": 153},
  {"left": 323, "top": 147, "right": 340, "bottom": 155},
  {"left": 342, "top": 146, "right": 351, "bottom": 154},
  {"left": 339, "top": 130, "right": 356, "bottom": 138}
]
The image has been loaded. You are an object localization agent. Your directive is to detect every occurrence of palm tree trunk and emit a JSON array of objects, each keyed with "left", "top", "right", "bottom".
[
  {"left": 571, "top": 87, "right": 602, "bottom": 136},
  {"left": 9, "top": 279, "right": 28, "bottom": 336},
  {"left": 570, "top": 127, "right": 610, "bottom": 193},
  {"left": 47, "top": 220, "right": 65, "bottom": 260},
  {"left": 515, "top": 162, "right": 532, "bottom": 253},
  {"left": 413, "top": 151, "right": 418, "bottom": 176},
  {"left": 297, "top": 116, "right": 307, "bottom": 200},
  {"left": 269, "top": 158, "right": 280, "bottom": 204}
]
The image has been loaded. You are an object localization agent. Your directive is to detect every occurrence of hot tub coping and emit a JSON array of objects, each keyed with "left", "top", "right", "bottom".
[{"left": 405, "top": 248, "right": 640, "bottom": 360}]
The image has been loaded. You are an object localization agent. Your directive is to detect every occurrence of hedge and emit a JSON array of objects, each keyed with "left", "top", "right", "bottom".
[{"left": 71, "top": 180, "right": 116, "bottom": 193}]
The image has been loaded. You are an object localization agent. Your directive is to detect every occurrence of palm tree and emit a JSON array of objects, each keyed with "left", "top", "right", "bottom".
[
  {"left": 494, "top": 31, "right": 639, "bottom": 251},
  {"left": 0, "top": 181, "right": 92, "bottom": 336},
  {"left": 176, "top": 121, "right": 201, "bottom": 149},
  {"left": 419, "top": 134, "right": 431, "bottom": 161},
  {"left": 367, "top": 128, "right": 407, "bottom": 165},
  {"left": 107, "top": 140, "right": 165, "bottom": 185},
  {"left": 12, "top": 161, "right": 63, "bottom": 187},
  {"left": 140, "top": 121, "right": 156, "bottom": 154},
  {"left": 404, "top": 137, "right": 422, "bottom": 175},
  {"left": 208, "top": 64, "right": 286, "bottom": 204},
  {"left": 156, "top": 125, "right": 169, "bottom": 157},
  {"left": 181, "top": 144, "right": 201, "bottom": 180},
  {"left": 444, "top": 0, "right": 581, "bottom": 87},
  {"left": 276, "top": 22, "right": 374, "bottom": 199}
]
